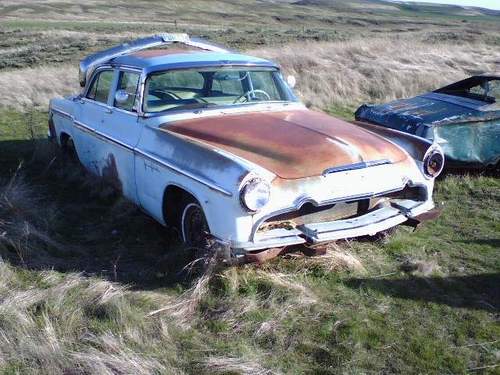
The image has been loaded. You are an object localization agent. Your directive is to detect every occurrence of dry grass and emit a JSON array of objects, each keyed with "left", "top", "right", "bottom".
[
  {"left": 2, "top": 36, "right": 499, "bottom": 110},
  {"left": 0, "top": 261, "right": 183, "bottom": 374},
  {"left": 203, "top": 356, "right": 280, "bottom": 375},
  {"left": 252, "top": 37, "right": 500, "bottom": 108},
  {"left": 0, "top": 64, "right": 77, "bottom": 109}
]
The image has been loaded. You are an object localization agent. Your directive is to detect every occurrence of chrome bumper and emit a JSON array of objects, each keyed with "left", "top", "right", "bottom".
[{"left": 232, "top": 200, "right": 435, "bottom": 252}]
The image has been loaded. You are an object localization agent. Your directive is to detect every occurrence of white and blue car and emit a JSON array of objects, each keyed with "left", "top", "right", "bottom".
[{"left": 49, "top": 34, "right": 444, "bottom": 260}]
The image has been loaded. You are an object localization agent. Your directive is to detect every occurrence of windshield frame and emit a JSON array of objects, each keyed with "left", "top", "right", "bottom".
[{"left": 141, "top": 65, "right": 298, "bottom": 115}]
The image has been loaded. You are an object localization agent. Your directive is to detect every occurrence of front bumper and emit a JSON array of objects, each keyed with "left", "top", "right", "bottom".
[{"left": 231, "top": 200, "right": 435, "bottom": 252}]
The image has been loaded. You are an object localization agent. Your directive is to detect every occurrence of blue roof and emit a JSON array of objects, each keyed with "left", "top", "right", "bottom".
[{"left": 110, "top": 51, "right": 278, "bottom": 73}]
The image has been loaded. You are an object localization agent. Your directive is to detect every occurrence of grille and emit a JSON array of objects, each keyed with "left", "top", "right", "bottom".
[{"left": 257, "top": 185, "right": 426, "bottom": 234}]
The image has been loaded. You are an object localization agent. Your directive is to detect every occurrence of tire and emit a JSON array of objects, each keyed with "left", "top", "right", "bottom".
[{"left": 179, "top": 198, "right": 210, "bottom": 248}]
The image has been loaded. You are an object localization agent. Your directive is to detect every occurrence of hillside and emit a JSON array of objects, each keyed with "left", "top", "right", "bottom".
[{"left": 0, "top": 0, "right": 499, "bottom": 72}]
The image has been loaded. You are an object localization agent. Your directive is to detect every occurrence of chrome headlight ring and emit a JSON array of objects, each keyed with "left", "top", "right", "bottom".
[
  {"left": 423, "top": 145, "right": 445, "bottom": 179},
  {"left": 240, "top": 177, "right": 271, "bottom": 212}
]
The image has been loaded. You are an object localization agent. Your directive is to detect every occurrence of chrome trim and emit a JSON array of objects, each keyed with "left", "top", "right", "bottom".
[
  {"left": 73, "top": 119, "right": 230, "bottom": 194},
  {"left": 51, "top": 107, "right": 72, "bottom": 119},
  {"left": 134, "top": 149, "right": 233, "bottom": 197},
  {"left": 73, "top": 120, "right": 94, "bottom": 133},
  {"left": 250, "top": 185, "right": 407, "bottom": 241},
  {"left": 323, "top": 159, "right": 392, "bottom": 176},
  {"left": 51, "top": 102, "right": 234, "bottom": 196},
  {"left": 112, "top": 65, "right": 142, "bottom": 72},
  {"left": 94, "top": 130, "right": 134, "bottom": 152},
  {"left": 74, "top": 120, "right": 134, "bottom": 152}
]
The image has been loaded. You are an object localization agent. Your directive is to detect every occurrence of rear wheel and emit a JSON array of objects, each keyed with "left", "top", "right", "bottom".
[{"left": 61, "top": 135, "right": 78, "bottom": 162}]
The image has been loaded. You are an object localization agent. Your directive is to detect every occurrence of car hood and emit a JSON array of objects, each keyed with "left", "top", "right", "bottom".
[
  {"left": 355, "top": 92, "right": 499, "bottom": 136},
  {"left": 161, "top": 109, "right": 410, "bottom": 179}
]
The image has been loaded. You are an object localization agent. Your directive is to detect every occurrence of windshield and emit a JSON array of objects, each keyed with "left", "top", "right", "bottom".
[
  {"left": 144, "top": 67, "right": 295, "bottom": 113},
  {"left": 436, "top": 77, "right": 499, "bottom": 104}
]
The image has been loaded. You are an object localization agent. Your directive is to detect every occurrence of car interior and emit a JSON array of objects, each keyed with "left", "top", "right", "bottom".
[{"left": 143, "top": 68, "right": 289, "bottom": 113}]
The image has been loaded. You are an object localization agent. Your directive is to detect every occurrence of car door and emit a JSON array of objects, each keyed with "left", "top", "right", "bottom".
[
  {"left": 92, "top": 68, "right": 144, "bottom": 203},
  {"left": 73, "top": 67, "right": 115, "bottom": 174}
]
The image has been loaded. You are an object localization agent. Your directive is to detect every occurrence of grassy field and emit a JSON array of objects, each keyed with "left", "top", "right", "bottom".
[{"left": 0, "top": 1, "right": 499, "bottom": 374}]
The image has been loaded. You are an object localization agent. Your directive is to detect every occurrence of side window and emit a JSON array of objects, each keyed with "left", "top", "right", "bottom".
[
  {"left": 115, "top": 71, "right": 140, "bottom": 111},
  {"left": 86, "top": 70, "right": 114, "bottom": 104}
]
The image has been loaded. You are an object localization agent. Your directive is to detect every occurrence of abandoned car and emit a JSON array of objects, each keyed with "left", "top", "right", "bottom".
[
  {"left": 48, "top": 34, "right": 444, "bottom": 258},
  {"left": 355, "top": 74, "right": 500, "bottom": 169}
]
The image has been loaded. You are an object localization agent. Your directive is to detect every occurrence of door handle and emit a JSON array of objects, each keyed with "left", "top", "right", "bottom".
[{"left": 105, "top": 108, "right": 113, "bottom": 114}]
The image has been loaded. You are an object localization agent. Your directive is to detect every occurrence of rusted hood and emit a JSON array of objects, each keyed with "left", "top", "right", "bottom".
[{"left": 162, "top": 109, "right": 409, "bottom": 179}]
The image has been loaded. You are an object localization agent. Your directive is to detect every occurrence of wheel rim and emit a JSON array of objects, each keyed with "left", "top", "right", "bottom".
[{"left": 181, "top": 203, "right": 209, "bottom": 246}]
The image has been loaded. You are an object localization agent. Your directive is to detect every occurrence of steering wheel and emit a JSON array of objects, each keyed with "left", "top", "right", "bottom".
[{"left": 233, "top": 89, "right": 271, "bottom": 104}]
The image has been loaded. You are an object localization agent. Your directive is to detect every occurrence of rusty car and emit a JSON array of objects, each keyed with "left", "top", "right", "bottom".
[
  {"left": 355, "top": 74, "right": 500, "bottom": 169},
  {"left": 48, "top": 34, "right": 444, "bottom": 260}
]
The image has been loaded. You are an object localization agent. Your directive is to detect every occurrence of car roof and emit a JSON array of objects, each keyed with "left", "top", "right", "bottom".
[{"left": 110, "top": 48, "right": 278, "bottom": 73}]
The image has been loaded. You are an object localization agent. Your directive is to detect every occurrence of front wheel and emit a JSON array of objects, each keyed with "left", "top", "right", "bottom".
[{"left": 180, "top": 200, "right": 210, "bottom": 248}]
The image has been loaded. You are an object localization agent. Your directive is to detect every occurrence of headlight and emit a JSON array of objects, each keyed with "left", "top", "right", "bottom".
[
  {"left": 240, "top": 178, "right": 270, "bottom": 212},
  {"left": 423, "top": 147, "right": 444, "bottom": 178}
]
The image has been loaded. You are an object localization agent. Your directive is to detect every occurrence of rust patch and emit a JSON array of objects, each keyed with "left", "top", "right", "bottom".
[
  {"left": 245, "top": 247, "right": 288, "bottom": 264},
  {"left": 244, "top": 244, "right": 328, "bottom": 264},
  {"left": 163, "top": 109, "right": 410, "bottom": 179},
  {"left": 403, "top": 207, "right": 442, "bottom": 230}
]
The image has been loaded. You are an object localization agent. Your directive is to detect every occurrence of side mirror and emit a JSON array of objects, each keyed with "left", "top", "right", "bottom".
[
  {"left": 287, "top": 75, "right": 297, "bottom": 89},
  {"left": 115, "top": 89, "right": 130, "bottom": 104}
]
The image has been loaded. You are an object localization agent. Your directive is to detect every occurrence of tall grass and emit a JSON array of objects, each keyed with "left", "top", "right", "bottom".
[{"left": 251, "top": 37, "right": 500, "bottom": 108}]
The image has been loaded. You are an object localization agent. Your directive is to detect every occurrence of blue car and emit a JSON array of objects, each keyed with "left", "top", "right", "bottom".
[{"left": 355, "top": 74, "right": 500, "bottom": 169}]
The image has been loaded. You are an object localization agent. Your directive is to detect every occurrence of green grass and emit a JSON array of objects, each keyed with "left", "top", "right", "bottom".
[{"left": 0, "top": 108, "right": 498, "bottom": 374}]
